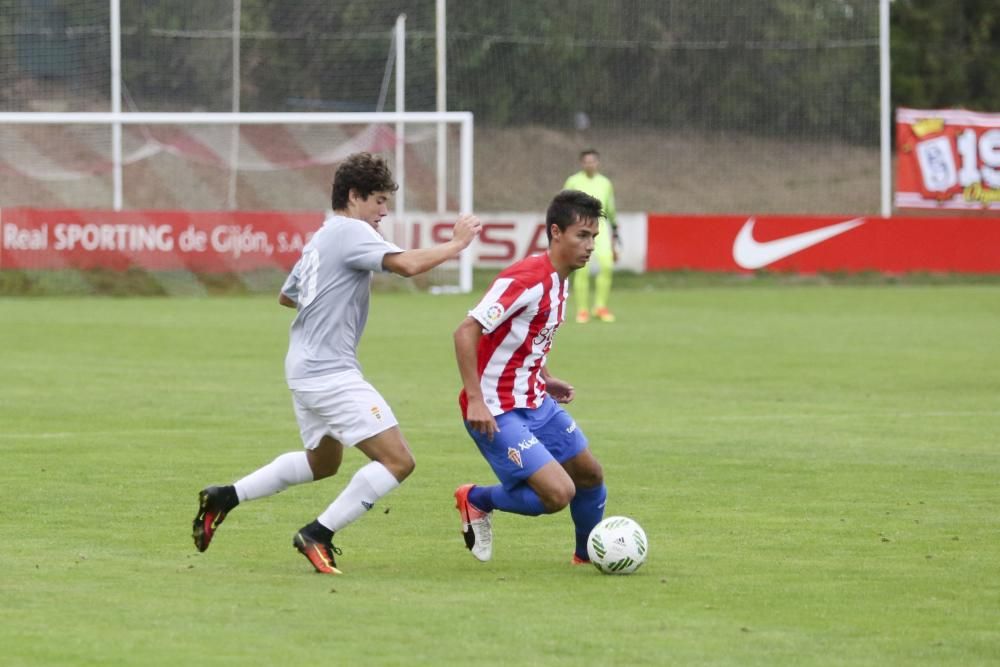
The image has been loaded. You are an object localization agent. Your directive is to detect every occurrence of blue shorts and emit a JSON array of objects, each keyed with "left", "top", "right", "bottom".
[{"left": 464, "top": 395, "right": 588, "bottom": 490}]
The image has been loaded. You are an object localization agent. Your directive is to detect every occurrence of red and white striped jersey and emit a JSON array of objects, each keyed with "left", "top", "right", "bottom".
[{"left": 460, "top": 252, "right": 568, "bottom": 417}]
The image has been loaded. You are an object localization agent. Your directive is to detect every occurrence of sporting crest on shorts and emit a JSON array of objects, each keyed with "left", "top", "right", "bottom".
[
  {"left": 371, "top": 405, "right": 382, "bottom": 420},
  {"left": 507, "top": 447, "right": 523, "bottom": 467}
]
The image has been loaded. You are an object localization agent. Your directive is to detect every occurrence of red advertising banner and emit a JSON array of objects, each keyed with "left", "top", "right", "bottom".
[
  {"left": 896, "top": 107, "right": 1000, "bottom": 211},
  {"left": 647, "top": 214, "right": 1000, "bottom": 273},
  {"left": 0, "top": 208, "right": 324, "bottom": 272},
  {"left": 0, "top": 209, "right": 652, "bottom": 273},
  {"left": 5, "top": 208, "right": 999, "bottom": 275}
]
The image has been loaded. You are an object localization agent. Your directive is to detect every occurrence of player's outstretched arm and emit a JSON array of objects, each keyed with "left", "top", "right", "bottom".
[
  {"left": 454, "top": 316, "right": 499, "bottom": 439},
  {"left": 382, "top": 214, "right": 481, "bottom": 277}
]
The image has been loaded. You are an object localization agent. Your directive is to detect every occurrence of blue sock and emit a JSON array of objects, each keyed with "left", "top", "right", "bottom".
[
  {"left": 468, "top": 483, "right": 545, "bottom": 516},
  {"left": 467, "top": 485, "right": 494, "bottom": 511},
  {"left": 570, "top": 483, "right": 607, "bottom": 560}
]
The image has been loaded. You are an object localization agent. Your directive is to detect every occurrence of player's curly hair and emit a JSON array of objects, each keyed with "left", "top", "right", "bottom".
[
  {"left": 545, "top": 189, "right": 603, "bottom": 241},
  {"left": 330, "top": 153, "right": 399, "bottom": 210}
]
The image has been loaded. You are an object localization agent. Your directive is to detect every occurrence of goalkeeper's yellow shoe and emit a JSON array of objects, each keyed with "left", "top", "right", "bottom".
[{"left": 593, "top": 307, "right": 616, "bottom": 323}]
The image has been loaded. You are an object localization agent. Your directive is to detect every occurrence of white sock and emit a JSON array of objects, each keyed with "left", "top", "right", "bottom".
[
  {"left": 234, "top": 451, "right": 314, "bottom": 502},
  {"left": 317, "top": 461, "right": 400, "bottom": 532}
]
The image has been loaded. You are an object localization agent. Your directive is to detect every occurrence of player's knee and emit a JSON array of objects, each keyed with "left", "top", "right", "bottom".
[
  {"left": 540, "top": 483, "right": 576, "bottom": 513},
  {"left": 576, "top": 463, "right": 604, "bottom": 488},
  {"left": 382, "top": 449, "right": 415, "bottom": 482},
  {"left": 309, "top": 459, "right": 340, "bottom": 480},
  {"left": 395, "top": 452, "right": 416, "bottom": 481},
  {"left": 307, "top": 441, "right": 343, "bottom": 480}
]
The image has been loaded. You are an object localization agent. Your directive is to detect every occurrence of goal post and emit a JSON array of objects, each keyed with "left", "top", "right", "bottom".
[{"left": 0, "top": 110, "right": 475, "bottom": 293}]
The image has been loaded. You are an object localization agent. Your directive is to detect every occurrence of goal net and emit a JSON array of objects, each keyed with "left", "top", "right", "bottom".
[
  {"left": 0, "top": 113, "right": 474, "bottom": 292},
  {"left": 1, "top": 0, "right": 472, "bottom": 293}
]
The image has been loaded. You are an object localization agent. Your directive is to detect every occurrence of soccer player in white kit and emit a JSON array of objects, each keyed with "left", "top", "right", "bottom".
[{"left": 193, "top": 152, "right": 481, "bottom": 574}]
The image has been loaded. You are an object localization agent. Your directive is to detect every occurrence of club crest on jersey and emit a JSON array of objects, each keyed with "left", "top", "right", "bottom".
[
  {"left": 485, "top": 303, "right": 506, "bottom": 324},
  {"left": 507, "top": 447, "right": 523, "bottom": 467},
  {"left": 371, "top": 405, "right": 382, "bottom": 420}
]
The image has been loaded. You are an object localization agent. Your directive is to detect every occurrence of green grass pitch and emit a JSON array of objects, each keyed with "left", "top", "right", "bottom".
[{"left": 1, "top": 285, "right": 998, "bottom": 666}]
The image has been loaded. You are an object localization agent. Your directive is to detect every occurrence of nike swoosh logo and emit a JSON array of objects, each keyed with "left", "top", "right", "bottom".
[{"left": 732, "top": 217, "right": 866, "bottom": 269}]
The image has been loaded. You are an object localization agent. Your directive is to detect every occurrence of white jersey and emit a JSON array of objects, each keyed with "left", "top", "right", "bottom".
[{"left": 281, "top": 215, "right": 401, "bottom": 387}]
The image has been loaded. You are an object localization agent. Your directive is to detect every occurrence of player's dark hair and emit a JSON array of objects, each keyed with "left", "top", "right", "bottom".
[
  {"left": 330, "top": 152, "right": 398, "bottom": 210},
  {"left": 580, "top": 148, "right": 599, "bottom": 160},
  {"left": 546, "top": 190, "right": 602, "bottom": 241}
]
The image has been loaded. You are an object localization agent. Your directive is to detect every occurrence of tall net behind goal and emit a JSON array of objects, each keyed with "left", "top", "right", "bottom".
[
  {"left": 445, "top": 0, "right": 882, "bottom": 215},
  {"left": 3, "top": 0, "right": 883, "bottom": 219},
  {"left": 1, "top": 0, "right": 441, "bottom": 210}
]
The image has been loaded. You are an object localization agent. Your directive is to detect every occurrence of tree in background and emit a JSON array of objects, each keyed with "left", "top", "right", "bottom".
[{"left": 892, "top": 0, "right": 1000, "bottom": 111}]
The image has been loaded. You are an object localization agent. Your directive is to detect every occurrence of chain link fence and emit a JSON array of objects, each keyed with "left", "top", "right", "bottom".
[{"left": 1, "top": 0, "right": 881, "bottom": 213}]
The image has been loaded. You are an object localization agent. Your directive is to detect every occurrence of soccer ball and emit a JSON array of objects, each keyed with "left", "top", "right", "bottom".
[{"left": 587, "top": 516, "right": 648, "bottom": 574}]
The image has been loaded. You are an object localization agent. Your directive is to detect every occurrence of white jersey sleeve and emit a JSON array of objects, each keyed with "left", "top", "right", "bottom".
[
  {"left": 280, "top": 258, "right": 302, "bottom": 302},
  {"left": 342, "top": 220, "right": 403, "bottom": 273}
]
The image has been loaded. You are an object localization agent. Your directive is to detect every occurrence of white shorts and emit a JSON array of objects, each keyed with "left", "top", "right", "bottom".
[{"left": 289, "top": 370, "right": 398, "bottom": 449}]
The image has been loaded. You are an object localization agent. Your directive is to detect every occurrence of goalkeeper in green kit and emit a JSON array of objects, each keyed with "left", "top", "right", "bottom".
[{"left": 564, "top": 149, "right": 618, "bottom": 323}]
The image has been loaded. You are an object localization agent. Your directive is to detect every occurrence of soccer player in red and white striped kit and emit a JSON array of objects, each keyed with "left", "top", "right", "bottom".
[{"left": 453, "top": 189, "right": 608, "bottom": 565}]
